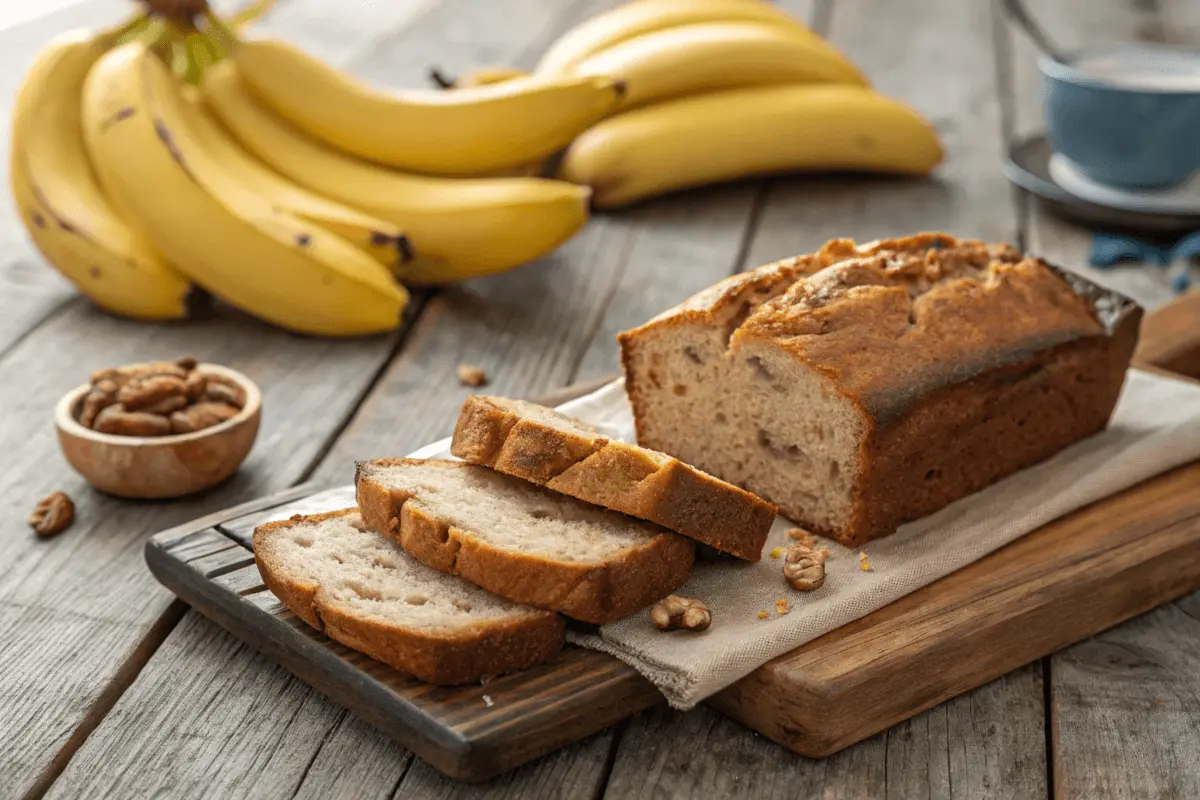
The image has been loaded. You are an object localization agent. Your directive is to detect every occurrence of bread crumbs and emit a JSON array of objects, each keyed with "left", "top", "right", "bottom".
[
  {"left": 483, "top": 694, "right": 494, "bottom": 708},
  {"left": 775, "top": 599, "right": 790, "bottom": 615},
  {"left": 457, "top": 363, "right": 488, "bottom": 387},
  {"left": 818, "top": 546, "right": 831, "bottom": 560},
  {"left": 859, "top": 552, "right": 873, "bottom": 572},
  {"left": 769, "top": 547, "right": 784, "bottom": 559},
  {"left": 757, "top": 610, "right": 769, "bottom": 620},
  {"left": 787, "top": 529, "right": 816, "bottom": 548}
]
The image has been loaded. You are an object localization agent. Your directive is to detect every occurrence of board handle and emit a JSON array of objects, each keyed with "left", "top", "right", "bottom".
[{"left": 1133, "top": 292, "right": 1200, "bottom": 382}]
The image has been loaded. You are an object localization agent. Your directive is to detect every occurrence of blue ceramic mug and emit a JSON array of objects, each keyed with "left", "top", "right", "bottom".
[{"left": 1042, "top": 44, "right": 1200, "bottom": 189}]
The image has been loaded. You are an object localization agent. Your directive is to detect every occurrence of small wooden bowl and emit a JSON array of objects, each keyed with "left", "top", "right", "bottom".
[{"left": 55, "top": 364, "right": 262, "bottom": 499}]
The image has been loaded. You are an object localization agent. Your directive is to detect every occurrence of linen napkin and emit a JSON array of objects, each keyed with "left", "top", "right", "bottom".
[{"left": 406, "top": 369, "right": 1200, "bottom": 710}]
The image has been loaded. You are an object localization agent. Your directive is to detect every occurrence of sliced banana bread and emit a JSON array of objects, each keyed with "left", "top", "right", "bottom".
[
  {"left": 253, "top": 508, "right": 564, "bottom": 684},
  {"left": 450, "top": 395, "right": 776, "bottom": 560},
  {"left": 619, "top": 232, "right": 1142, "bottom": 547},
  {"left": 355, "top": 459, "right": 694, "bottom": 623}
]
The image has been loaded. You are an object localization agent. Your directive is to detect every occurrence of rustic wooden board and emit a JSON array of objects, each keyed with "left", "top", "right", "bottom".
[
  {"left": 144, "top": 521, "right": 660, "bottom": 783},
  {"left": 141, "top": 291, "right": 1200, "bottom": 782}
]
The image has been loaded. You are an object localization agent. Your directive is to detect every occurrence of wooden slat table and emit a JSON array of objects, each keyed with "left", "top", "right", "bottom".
[{"left": 1, "top": 0, "right": 1197, "bottom": 797}]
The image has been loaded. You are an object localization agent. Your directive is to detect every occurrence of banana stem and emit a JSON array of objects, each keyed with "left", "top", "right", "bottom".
[
  {"left": 428, "top": 67, "right": 458, "bottom": 90},
  {"left": 202, "top": 8, "right": 241, "bottom": 55},
  {"left": 228, "top": 0, "right": 278, "bottom": 29}
]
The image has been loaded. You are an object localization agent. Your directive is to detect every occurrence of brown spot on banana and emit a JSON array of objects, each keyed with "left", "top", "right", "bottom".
[
  {"left": 153, "top": 118, "right": 187, "bottom": 167},
  {"left": 295, "top": 233, "right": 311, "bottom": 247},
  {"left": 31, "top": 212, "right": 45, "bottom": 228},
  {"left": 101, "top": 107, "right": 137, "bottom": 131},
  {"left": 370, "top": 231, "right": 415, "bottom": 264}
]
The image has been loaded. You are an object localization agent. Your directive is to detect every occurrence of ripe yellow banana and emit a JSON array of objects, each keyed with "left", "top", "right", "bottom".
[
  {"left": 10, "top": 28, "right": 190, "bottom": 320},
  {"left": 571, "top": 21, "right": 866, "bottom": 109},
  {"left": 535, "top": 0, "right": 809, "bottom": 74},
  {"left": 202, "top": 61, "right": 591, "bottom": 285},
  {"left": 174, "top": 88, "right": 412, "bottom": 271},
  {"left": 558, "top": 84, "right": 943, "bottom": 209},
  {"left": 82, "top": 42, "right": 408, "bottom": 337},
  {"left": 232, "top": 38, "right": 622, "bottom": 175}
]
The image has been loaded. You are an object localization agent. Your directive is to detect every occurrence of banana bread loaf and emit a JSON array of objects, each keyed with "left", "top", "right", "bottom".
[{"left": 618, "top": 232, "right": 1142, "bottom": 547}]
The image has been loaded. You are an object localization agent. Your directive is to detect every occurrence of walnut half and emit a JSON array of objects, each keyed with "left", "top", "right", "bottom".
[
  {"left": 29, "top": 491, "right": 75, "bottom": 537},
  {"left": 784, "top": 544, "right": 827, "bottom": 591},
  {"left": 650, "top": 595, "right": 711, "bottom": 632}
]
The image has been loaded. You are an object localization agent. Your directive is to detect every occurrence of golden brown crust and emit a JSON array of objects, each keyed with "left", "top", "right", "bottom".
[
  {"left": 253, "top": 508, "right": 565, "bottom": 685},
  {"left": 618, "top": 232, "right": 1143, "bottom": 547},
  {"left": 838, "top": 330, "right": 1137, "bottom": 545},
  {"left": 356, "top": 459, "right": 695, "bottom": 624},
  {"left": 451, "top": 396, "right": 776, "bottom": 560},
  {"left": 735, "top": 243, "right": 1104, "bottom": 423}
]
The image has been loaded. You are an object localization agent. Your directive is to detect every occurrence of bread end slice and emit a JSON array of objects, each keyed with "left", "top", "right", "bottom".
[
  {"left": 451, "top": 395, "right": 776, "bottom": 561},
  {"left": 356, "top": 459, "right": 694, "bottom": 624},
  {"left": 254, "top": 508, "right": 564, "bottom": 684}
]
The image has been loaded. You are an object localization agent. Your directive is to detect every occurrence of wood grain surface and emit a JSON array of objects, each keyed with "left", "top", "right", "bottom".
[{"left": 1, "top": 0, "right": 1195, "bottom": 797}]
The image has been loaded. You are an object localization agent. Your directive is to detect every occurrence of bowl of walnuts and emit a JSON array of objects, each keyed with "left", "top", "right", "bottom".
[{"left": 54, "top": 357, "right": 262, "bottom": 499}]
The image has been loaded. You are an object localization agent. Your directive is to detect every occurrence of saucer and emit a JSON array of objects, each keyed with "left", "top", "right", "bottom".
[
  {"left": 1050, "top": 154, "right": 1200, "bottom": 215},
  {"left": 1004, "top": 134, "right": 1200, "bottom": 231}
]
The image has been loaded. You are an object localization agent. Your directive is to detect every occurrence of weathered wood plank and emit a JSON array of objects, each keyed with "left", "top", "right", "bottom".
[
  {"left": 1052, "top": 600, "right": 1200, "bottom": 799},
  {"left": 604, "top": 705, "right": 887, "bottom": 800},
  {"left": 605, "top": 661, "right": 1046, "bottom": 800},
  {"left": 292, "top": 713, "right": 414, "bottom": 800},
  {"left": 42, "top": 612, "right": 349, "bottom": 800},
  {"left": 397, "top": 732, "right": 615, "bottom": 800},
  {"left": 884, "top": 664, "right": 1047, "bottom": 800}
]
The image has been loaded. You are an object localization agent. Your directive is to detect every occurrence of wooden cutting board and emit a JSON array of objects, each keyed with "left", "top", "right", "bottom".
[{"left": 145, "top": 291, "right": 1200, "bottom": 781}]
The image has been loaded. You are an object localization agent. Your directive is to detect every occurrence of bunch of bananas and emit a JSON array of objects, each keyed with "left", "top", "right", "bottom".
[
  {"left": 11, "top": 0, "right": 943, "bottom": 337},
  {"left": 450, "top": 0, "right": 944, "bottom": 209},
  {"left": 11, "top": 4, "right": 615, "bottom": 335}
]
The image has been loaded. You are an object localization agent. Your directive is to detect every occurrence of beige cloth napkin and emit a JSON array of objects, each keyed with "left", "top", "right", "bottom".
[{"left": 406, "top": 369, "right": 1200, "bottom": 709}]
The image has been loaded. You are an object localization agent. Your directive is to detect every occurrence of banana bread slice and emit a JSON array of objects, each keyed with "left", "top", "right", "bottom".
[
  {"left": 355, "top": 459, "right": 694, "bottom": 623},
  {"left": 619, "top": 232, "right": 1142, "bottom": 547},
  {"left": 253, "top": 509, "right": 564, "bottom": 684},
  {"left": 450, "top": 395, "right": 776, "bottom": 560}
]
